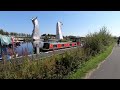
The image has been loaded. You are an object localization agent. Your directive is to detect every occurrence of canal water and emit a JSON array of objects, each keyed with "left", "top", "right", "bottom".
[
  {"left": 0, "top": 41, "right": 45, "bottom": 60},
  {"left": 0, "top": 40, "right": 56, "bottom": 57},
  {"left": 16, "top": 41, "right": 44, "bottom": 56},
  {"left": 16, "top": 42, "right": 33, "bottom": 56}
]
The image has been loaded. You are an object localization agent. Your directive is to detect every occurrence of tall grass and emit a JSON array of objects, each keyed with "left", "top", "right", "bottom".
[{"left": 0, "top": 26, "right": 115, "bottom": 79}]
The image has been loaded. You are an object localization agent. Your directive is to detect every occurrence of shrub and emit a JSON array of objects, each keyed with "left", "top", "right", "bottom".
[
  {"left": 84, "top": 26, "right": 114, "bottom": 56},
  {"left": 0, "top": 26, "right": 114, "bottom": 79}
]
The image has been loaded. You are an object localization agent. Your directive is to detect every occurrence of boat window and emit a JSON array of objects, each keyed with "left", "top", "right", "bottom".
[{"left": 53, "top": 44, "right": 57, "bottom": 48}]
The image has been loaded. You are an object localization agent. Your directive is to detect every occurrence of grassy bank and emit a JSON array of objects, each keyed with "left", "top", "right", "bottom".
[{"left": 66, "top": 43, "right": 115, "bottom": 79}]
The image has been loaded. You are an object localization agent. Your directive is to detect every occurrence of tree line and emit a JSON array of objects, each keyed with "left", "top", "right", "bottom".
[
  {"left": 0, "top": 29, "right": 31, "bottom": 37},
  {"left": 0, "top": 29, "right": 83, "bottom": 39}
]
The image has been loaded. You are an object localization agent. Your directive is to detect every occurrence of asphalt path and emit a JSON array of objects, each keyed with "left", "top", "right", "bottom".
[{"left": 88, "top": 44, "right": 120, "bottom": 79}]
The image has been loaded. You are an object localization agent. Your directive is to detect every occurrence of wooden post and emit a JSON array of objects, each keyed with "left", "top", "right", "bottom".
[{"left": 12, "top": 37, "right": 15, "bottom": 59}]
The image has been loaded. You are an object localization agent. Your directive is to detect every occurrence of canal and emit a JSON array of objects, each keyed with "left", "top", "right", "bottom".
[
  {"left": 16, "top": 42, "right": 33, "bottom": 56},
  {"left": 15, "top": 40, "right": 44, "bottom": 56}
]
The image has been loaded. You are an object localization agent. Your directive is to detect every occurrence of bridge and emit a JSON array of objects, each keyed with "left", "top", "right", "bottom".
[
  {"left": 14, "top": 37, "right": 24, "bottom": 41},
  {"left": 14, "top": 37, "right": 31, "bottom": 42}
]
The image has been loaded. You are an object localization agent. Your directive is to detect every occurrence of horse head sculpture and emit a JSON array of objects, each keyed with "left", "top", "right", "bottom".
[
  {"left": 31, "top": 17, "right": 40, "bottom": 41},
  {"left": 56, "top": 21, "right": 63, "bottom": 40},
  {"left": 31, "top": 17, "right": 38, "bottom": 27}
]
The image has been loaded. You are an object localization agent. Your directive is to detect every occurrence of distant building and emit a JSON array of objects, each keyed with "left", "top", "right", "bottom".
[{"left": 41, "top": 34, "right": 56, "bottom": 39}]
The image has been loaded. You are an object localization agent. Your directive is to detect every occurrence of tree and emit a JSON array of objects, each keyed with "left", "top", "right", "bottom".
[
  {"left": 14, "top": 33, "right": 17, "bottom": 37},
  {"left": 5, "top": 32, "right": 9, "bottom": 35},
  {"left": 20, "top": 33, "right": 22, "bottom": 37},
  {"left": 0, "top": 29, "right": 4, "bottom": 35},
  {"left": 16, "top": 33, "right": 18, "bottom": 37},
  {"left": 22, "top": 33, "right": 24, "bottom": 37},
  {"left": 10, "top": 32, "right": 14, "bottom": 36},
  {"left": 42, "top": 34, "right": 46, "bottom": 36},
  {"left": 44, "top": 35, "right": 49, "bottom": 42},
  {"left": 18, "top": 33, "right": 21, "bottom": 37},
  {"left": 29, "top": 34, "right": 31, "bottom": 37}
]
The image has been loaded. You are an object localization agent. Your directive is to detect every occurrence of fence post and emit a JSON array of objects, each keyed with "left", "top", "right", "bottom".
[{"left": 36, "top": 44, "right": 39, "bottom": 54}]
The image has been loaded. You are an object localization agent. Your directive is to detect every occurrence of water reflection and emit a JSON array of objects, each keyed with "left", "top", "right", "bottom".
[
  {"left": 16, "top": 42, "right": 33, "bottom": 56},
  {"left": 16, "top": 41, "right": 44, "bottom": 56},
  {"left": 32, "top": 40, "right": 44, "bottom": 48},
  {"left": 0, "top": 40, "right": 56, "bottom": 57},
  {"left": 32, "top": 40, "right": 44, "bottom": 53}
]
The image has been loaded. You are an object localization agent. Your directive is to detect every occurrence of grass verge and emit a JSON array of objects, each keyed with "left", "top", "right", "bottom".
[{"left": 66, "top": 43, "right": 115, "bottom": 79}]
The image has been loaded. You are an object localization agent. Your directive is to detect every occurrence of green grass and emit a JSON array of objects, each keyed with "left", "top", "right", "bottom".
[{"left": 66, "top": 43, "right": 115, "bottom": 79}]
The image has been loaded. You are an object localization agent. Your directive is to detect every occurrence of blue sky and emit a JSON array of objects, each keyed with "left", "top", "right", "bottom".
[{"left": 0, "top": 11, "right": 120, "bottom": 37}]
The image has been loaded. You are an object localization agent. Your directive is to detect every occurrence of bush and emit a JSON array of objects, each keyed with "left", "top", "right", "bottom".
[
  {"left": 0, "top": 26, "right": 115, "bottom": 79},
  {"left": 84, "top": 26, "right": 114, "bottom": 56},
  {"left": 0, "top": 47, "right": 86, "bottom": 79}
]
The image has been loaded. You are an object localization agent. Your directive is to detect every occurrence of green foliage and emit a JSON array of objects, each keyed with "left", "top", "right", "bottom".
[
  {"left": 59, "top": 39, "right": 70, "bottom": 42},
  {"left": 84, "top": 26, "right": 114, "bottom": 56},
  {"left": 0, "top": 26, "right": 115, "bottom": 79},
  {"left": 67, "top": 43, "right": 114, "bottom": 79}
]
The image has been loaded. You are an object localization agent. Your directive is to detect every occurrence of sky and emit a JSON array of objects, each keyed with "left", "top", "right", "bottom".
[{"left": 0, "top": 11, "right": 120, "bottom": 37}]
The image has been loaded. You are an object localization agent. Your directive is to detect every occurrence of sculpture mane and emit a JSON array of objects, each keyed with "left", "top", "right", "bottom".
[{"left": 31, "top": 17, "right": 40, "bottom": 41}]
